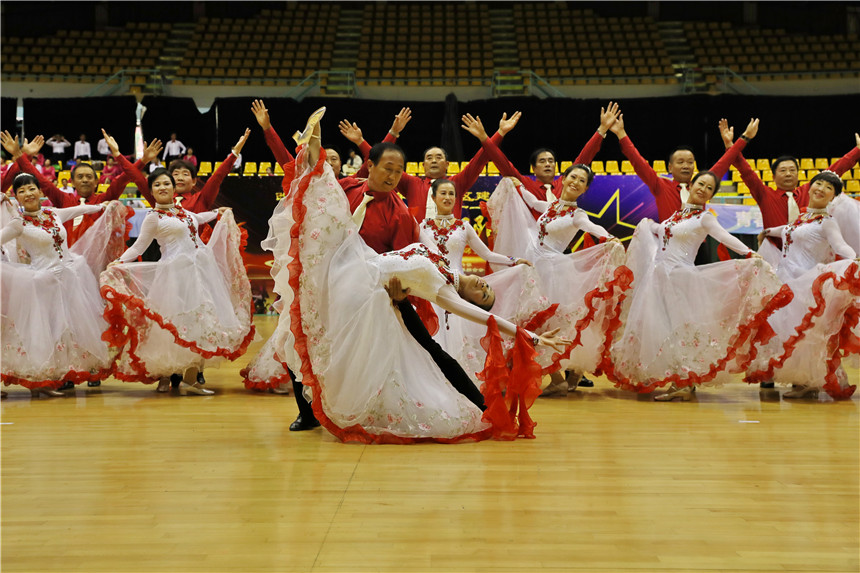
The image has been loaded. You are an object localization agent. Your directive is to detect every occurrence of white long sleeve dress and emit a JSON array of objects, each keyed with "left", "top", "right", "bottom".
[{"left": 99, "top": 205, "right": 254, "bottom": 382}]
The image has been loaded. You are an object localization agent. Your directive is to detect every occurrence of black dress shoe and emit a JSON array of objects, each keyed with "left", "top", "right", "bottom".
[
  {"left": 170, "top": 374, "right": 182, "bottom": 389},
  {"left": 196, "top": 372, "right": 206, "bottom": 386},
  {"left": 289, "top": 414, "right": 321, "bottom": 432},
  {"left": 760, "top": 381, "right": 775, "bottom": 389},
  {"left": 58, "top": 381, "right": 75, "bottom": 391},
  {"left": 87, "top": 380, "right": 101, "bottom": 387},
  {"left": 578, "top": 376, "right": 594, "bottom": 388}
]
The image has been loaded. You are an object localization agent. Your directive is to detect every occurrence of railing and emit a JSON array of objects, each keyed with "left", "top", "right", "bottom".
[
  {"left": 679, "top": 66, "right": 762, "bottom": 95},
  {"left": 284, "top": 70, "right": 356, "bottom": 100},
  {"left": 492, "top": 69, "right": 565, "bottom": 98},
  {"left": 86, "top": 68, "right": 165, "bottom": 97}
]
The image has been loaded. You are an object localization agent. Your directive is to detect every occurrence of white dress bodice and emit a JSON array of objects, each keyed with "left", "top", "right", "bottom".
[
  {"left": 370, "top": 243, "right": 453, "bottom": 302},
  {"left": 119, "top": 207, "right": 216, "bottom": 263},
  {"left": 0, "top": 206, "right": 101, "bottom": 270},
  {"left": 777, "top": 213, "right": 856, "bottom": 281},
  {"left": 419, "top": 217, "right": 512, "bottom": 273}
]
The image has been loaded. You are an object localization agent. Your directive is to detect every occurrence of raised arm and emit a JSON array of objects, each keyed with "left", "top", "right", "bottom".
[
  {"left": 719, "top": 118, "right": 769, "bottom": 204},
  {"left": 701, "top": 212, "right": 753, "bottom": 256},
  {"left": 0, "top": 217, "right": 24, "bottom": 245},
  {"left": 341, "top": 109, "right": 406, "bottom": 178},
  {"left": 518, "top": 183, "right": 550, "bottom": 214},
  {"left": 573, "top": 102, "right": 619, "bottom": 165},
  {"left": 572, "top": 209, "right": 612, "bottom": 239},
  {"left": 196, "top": 129, "right": 248, "bottom": 210},
  {"left": 799, "top": 133, "right": 860, "bottom": 195},
  {"left": 55, "top": 204, "right": 103, "bottom": 224},
  {"left": 462, "top": 112, "right": 529, "bottom": 185},
  {"left": 252, "top": 99, "right": 295, "bottom": 167},
  {"left": 709, "top": 118, "right": 757, "bottom": 180},
  {"left": 1, "top": 131, "right": 71, "bottom": 207}
]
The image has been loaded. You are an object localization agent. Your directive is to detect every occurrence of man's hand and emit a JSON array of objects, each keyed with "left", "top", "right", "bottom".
[
  {"left": 498, "top": 111, "right": 521, "bottom": 137},
  {"left": 233, "top": 128, "right": 251, "bottom": 155},
  {"left": 142, "top": 138, "right": 164, "bottom": 164},
  {"left": 598, "top": 101, "right": 620, "bottom": 137},
  {"left": 339, "top": 120, "right": 364, "bottom": 145},
  {"left": 251, "top": 99, "right": 272, "bottom": 131},
  {"left": 461, "top": 113, "right": 489, "bottom": 142},
  {"left": 390, "top": 107, "right": 412, "bottom": 136},
  {"left": 742, "top": 118, "right": 760, "bottom": 140},
  {"left": 0, "top": 131, "right": 23, "bottom": 160},
  {"left": 21, "top": 135, "right": 45, "bottom": 158},
  {"left": 609, "top": 113, "right": 626, "bottom": 139},
  {"left": 384, "top": 276, "right": 410, "bottom": 303}
]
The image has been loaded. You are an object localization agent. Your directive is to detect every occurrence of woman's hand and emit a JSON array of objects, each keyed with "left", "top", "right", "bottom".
[
  {"left": 100, "top": 128, "right": 121, "bottom": 157},
  {"left": 142, "top": 139, "right": 164, "bottom": 164},
  {"left": 498, "top": 111, "right": 521, "bottom": 137},
  {"left": 742, "top": 118, "right": 760, "bottom": 140},
  {"left": 757, "top": 230, "right": 768, "bottom": 247},
  {"left": 535, "top": 327, "right": 571, "bottom": 352},
  {"left": 0, "top": 131, "right": 23, "bottom": 160},
  {"left": 598, "top": 101, "right": 620, "bottom": 137},
  {"left": 514, "top": 258, "right": 532, "bottom": 267},
  {"left": 338, "top": 120, "right": 363, "bottom": 145},
  {"left": 718, "top": 118, "right": 734, "bottom": 149},
  {"left": 232, "top": 128, "right": 251, "bottom": 155},
  {"left": 21, "top": 135, "right": 45, "bottom": 158}
]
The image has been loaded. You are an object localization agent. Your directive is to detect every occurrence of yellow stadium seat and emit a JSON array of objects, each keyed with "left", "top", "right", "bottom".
[
  {"left": 797, "top": 170, "right": 806, "bottom": 181},
  {"left": 814, "top": 157, "right": 828, "bottom": 169},
  {"left": 57, "top": 170, "right": 71, "bottom": 182},
  {"left": 214, "top": 162, "right": 223, "bottom": 172},
  {"left": 620, "top": 160, "right": 635, "bottom": 174},
  {"left": 258, "top": 161, "right": 272, "bottom": 175},
  {"left": 652, "top": 160, "right": 666, "bottom": 172},
  {"left": 736, "top": 182, "right": 750, "bottom": 194},
  {"left": 486, "top": 162, "right": 499, "bottom": 176},
  {"left": 799, "top": 158, "right": 814, "bottom": 170},
  {"left": 591, "top": 161, "right": 605, "bottom": 174},
  {"left": 446, "top": 162, "right": 460, "bottom": 175},
  {"left": 560, "top": 161, "right": 572, "bottom": 172},
  {"left": 846, "top": 180, "right": 860, "bottom": 192},
  {"left": 605, "top": 160, "right": 620, "bottom": 174},
  {"left": 807, "top": 169, "right": 820, "bottom": 180},
  {"left": 96, "top": 183, "right": 110, "bottom": 194},
  {"left": 406, "top": 162, "right": 419, "bottom": 176},
  {"left": 197, "top": 161, "right": 212, "bottom": 176},
  {"left": 274, "top": 163, "right": 285, "bottom": 176},
  {"left": 755, "top": 158, "right": 769, "bottom": 170},
  {"left": 243, "top": 162, "right": 257, "bottom": 175},
  {"left": 732, "top": 170, "right": 743, "bottom": 182},
  {"left": 746, "top": 158, "right": 756, "bottom": 170},
  {"left": 762, "top": 170, "right": 773, "bottom": 182}
]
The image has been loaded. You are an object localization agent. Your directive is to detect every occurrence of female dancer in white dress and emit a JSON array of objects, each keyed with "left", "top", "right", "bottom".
[
  {"left": 746, "top": 171, "right": 859, "bottom": 399},
  {"left": 99, "top": 133, "right": 254, "bottom": 395},
  {"left": 1, "top": 173, "right": 118, "bottom": 397},
  {"left": 280, "top": 110, "right": 567, "bottom": 444},
  {"left": 418, "top": 178, "right": 539, "bottom": 353},
  {"left": 484, "top": 167, "right": 632, "bottom": 395},
  {"left": 603, "top": 119, "right": 794, "bottom": 401}
]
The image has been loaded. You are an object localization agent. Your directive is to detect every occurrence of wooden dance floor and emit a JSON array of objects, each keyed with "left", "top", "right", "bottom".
[{"left": 2, "top": 316, "right": 858, "bottom": 573}]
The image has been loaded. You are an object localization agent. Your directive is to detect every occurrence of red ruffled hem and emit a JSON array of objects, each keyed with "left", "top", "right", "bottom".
[
  {"left": 541, "top": 264, "right": 634, "bottom": 376},
  {"left": 603, "top": 282, "right": 795, "bottom": 393},
  {"left": 100, "top": 284, "right": 255, "bottom": 383},
  {"left": 239, "top": 355, "right": 293, "bottom": 391},
  {"left": 287, "top": 149, "right": 535, "bottom": 444},
  {"left": 2, "top": 366, "right": 112, "bottom": 390},
  {"left": 746, "top": 262, "right": 860, "bottom": 399}
]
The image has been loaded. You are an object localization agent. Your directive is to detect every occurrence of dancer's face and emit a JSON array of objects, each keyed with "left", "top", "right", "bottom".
[
  {"left": 807, "top": 179, "right": 836, "bottom": 209},
  {"left": 325, "top": 148, "right": 342, "bottom": 175},
  {"left": 15, "top": 182, "right": 42, "bottom": 212},
  {"left": 772, "top": 159, "right": 799, "bottom": 191},
  {"left": 151, "top": 174, "right": 176, "bottom": 204},
  {"left": 532, "top": 151, "right": 556, "bottom": 184},
  {"left": 72, "top": 165, "right": 97, "bottom": 198},
  {"left": 432, "top": 182, "right": 456, "bottom": 216},
  {"left": 560, "top": 168, "right": 589, "bottom": 202},
  {"left": 367, "top": 150, "right": 404, "bottom": 193},
  {"left": 170, "top": 167, "right": 196, "bottom": 194},
  {"left": 460, "top": 274, "right": 495, "bottom": 309},
  {"left": 669, "top": 149, "right": 696, "bottom": 184},
  {"left": 687, "top": 173, "right": 717, "bottom": 206},
  {"left": 423, "top": 147, "right": 448, "bottom": 180}
]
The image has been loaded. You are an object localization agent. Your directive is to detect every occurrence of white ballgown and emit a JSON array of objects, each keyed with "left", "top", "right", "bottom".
[
  {"left": 1, "top": 204, "right": 120, "bottom": 388},
  {"left": 604, "top": 206, "right": 792, "bottom": 392},
  {"left": 279, "top": 148, "right": 544, "bottom": 443},
  {"left": 100, "top": 206, "right": 254, "bottom": 382},
  {"left": 746, "top": 209, "right": 859, "bottom": 398}
]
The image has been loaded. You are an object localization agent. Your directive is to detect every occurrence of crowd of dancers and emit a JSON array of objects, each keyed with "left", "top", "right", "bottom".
[{"left": 1, "top": 100, "right": 858, "bottom": 445}]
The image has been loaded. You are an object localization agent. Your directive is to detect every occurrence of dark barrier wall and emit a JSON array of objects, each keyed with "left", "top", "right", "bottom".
[
  {"left": 1, "top": 97, "right": 17, "bottom": 136},
  {"left": 140, "top": 95, "right": 217, "bottom": 161},
  {"left": 21, "top": 96, "right": 138, "bottom": 154},
  {"left": 14, "top": 94, "right": 860, "bottom": 171}
]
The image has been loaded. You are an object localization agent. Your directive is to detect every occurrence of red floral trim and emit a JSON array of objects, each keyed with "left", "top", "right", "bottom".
[
  {"left": 21, "top": 208, "right": 64, "bottom": 258},
  {"left": 100, "top": 284, "right": 255, "bottom": 383},
  {"left": 523, "top": 304, "right": 559, "bottom": 332},
  {"left": 240, "top": 354, "right": 293, "bottom": 391},
  {"left": 537, "top": 201, "right": 576, "bottom": 246},
  {"left": 153, "top": 207, "right": 202, "bottom": 248},
  {"left": 509, "top": 327, "right": 543, "bottom": 438},
  {"left": 423, "top": 218, "right": 464, "bottom": 255},
  {"left": 662, "top": 208, "right": 705, "bottom": 251},
  {"left": 603, "top": 282, "right": 794, "bottom": 393},
  {"left": 287, "top": 148, "right": 495, "bottom": 444},
  {"left": 476, "top": 316, "right": 517, "bottom": 440},
  {"left": 2, "top": 366, "right": 113, "bottom": 390},
  {"left": 746, "top": 262, "right": 860, "bottom": 399}
]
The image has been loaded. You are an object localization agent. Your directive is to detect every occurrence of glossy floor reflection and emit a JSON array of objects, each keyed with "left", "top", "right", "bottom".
[{"left": 2, "top": 316, "right": 858, "bottom": 572}]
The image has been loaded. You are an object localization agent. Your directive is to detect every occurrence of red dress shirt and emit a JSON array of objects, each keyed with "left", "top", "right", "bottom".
[
  {"left": 619, "top": 136, "right": 747, "bottom": 222},
  {"left": 342, "top": 180, "right": 418, "bottom": 254},
  {"left": 263, "top": 126, "right": 295, "bottom": 168}
]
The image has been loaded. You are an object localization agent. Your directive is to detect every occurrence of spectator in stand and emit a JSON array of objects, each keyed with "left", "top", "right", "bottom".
[
  {"left": 99, "top": 156, "right": 122, "bottom": 184},
  {"left": 232, "top": 152, "right": 243, "bottom": 173},
  {"left": 182, "top": 147, "right": 198, "bottom": 168},
  {"left": 74, "top": 134, "right": 91, "bottom": 161},
  {"left": 39, "top": 157, "right": 56, "bottom": 183},
  {"left": 343, "top": 148, "right": 362, "bottom": 175},
  {"left": 162, "top": 133, "right": 187, "bottom": 164},
  {"left": 46, "top": 134, "right": 71, "bottom": 165},
  {"left": 59, "top": 177, "right": 74, "bottom": 194},
  {"left": 97, "top": 136, "right": 111, "bottom": 160},
  {"left": 263, "top": 166, "right": 274, "bottom": 177},
  {"left": 147, "top": 159, "right": 162, "bottom": 174}
]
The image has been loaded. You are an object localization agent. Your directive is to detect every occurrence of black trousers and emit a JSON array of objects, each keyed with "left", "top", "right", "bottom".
[{"left": 291, "top": 299, "right": 487, "bottom": 421}]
